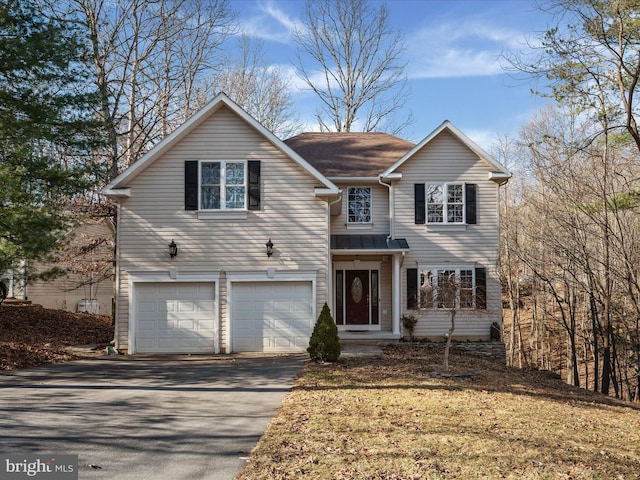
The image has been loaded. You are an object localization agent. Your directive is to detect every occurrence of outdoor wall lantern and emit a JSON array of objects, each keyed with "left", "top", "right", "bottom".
[
  {"left": 265, "top": 238, "right": 274, "bottom": 258},
  {"left": 168, "top": 239, "right": 178, "bottom": 259}
]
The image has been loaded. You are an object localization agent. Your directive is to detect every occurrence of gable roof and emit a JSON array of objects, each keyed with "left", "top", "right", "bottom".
[
  {"left": 381, "top": 120, "right": 511, "bottom": 183},
  {"left": 284, "top": 132, "right": 415, "bottom": 178},
  {"left": 102, "top": 93, "right": 338, "bottom": 196}
]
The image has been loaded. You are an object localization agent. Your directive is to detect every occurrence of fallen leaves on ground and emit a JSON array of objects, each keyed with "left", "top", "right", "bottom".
[
  {"left": 237, "top": 345, "right": 640, "bottom": 480},
  {"left": 0, "top": 304, "right": 113, "bottom": 370}
]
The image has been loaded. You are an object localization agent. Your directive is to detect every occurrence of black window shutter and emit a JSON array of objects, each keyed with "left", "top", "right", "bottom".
[
  {"left": 414, "top": 184, "right": 425, "bottom": 224},
  {"left": 465, "top": 183, "right": 477, "bottom": 224},
  {"left": 248, "top": 160, "right": 261, "bottom": 210},
  {"left": 407, "top": 268, "right": 418, "bottom": 309},
  {"left": 185, "top": 161, "right": 198, "bottom": 210},
  {"left": 476, "top": 267, "right": 486, "bottom": 309}
]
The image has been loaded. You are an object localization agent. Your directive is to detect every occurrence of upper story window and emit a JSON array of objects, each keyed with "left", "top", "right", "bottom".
[
  {"left": 200, "top": 161, "right": 246, "bottom": 210},
  {"left": 348, "top": 187, "right": 372, "bottom": 224},
  {"left": 427, "top": 183, "right": 464, "bottom": 224},
  {"left": 415, "top": 182, "right": 476, "bottom": 226}
]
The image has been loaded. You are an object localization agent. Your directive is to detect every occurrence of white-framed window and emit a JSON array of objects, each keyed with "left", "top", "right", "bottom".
[
  {"left": 427, "top": 183, "right": 464, "bottom": 224},
  {"left": 200, "top": 161, "right": 246, "bottom": 210},
  {"left": 348, "top": 187, "right": 372, "bottom": 224},
  {"left": 419, "top": 266, "right": 476, "bottom": 309}
]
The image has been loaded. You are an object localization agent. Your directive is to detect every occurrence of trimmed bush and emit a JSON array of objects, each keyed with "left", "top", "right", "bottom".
[{"left": 307, "top": 303, "right": 341, "bottom": 362}]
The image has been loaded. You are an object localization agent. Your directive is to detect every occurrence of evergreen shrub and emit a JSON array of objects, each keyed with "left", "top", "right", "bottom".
[{"left": 307, "top": 303, "right": 341, "bottom": 362}]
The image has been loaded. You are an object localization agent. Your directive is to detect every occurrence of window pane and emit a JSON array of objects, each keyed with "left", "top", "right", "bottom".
[
  {"left": 226, "top": 186, "right": 245, "bottom": 209},
  {"left": 460, "top": 270, "right": 473, "bottom": 288},
  {"left": 428, "top": 204, "right": 443, "bottom": 223},
  {"left": 448, "top": 184, "right": 463, "bottom": 203},
  {"left": 351, "top": 276, "right": 363, "bottom": 303},
  {"left": 201, "top": 162, "right": 220, "bottom": 185},
  {"left": 226, "top": 162, "right": 244, "bottom": 185},
  {"left": 427, "top": 185, "right": 444, "bottom": 223},
  {"left": 427, "top": 184, "right": 443, "bottom": 203},
  {"left": 460, "top": 270, "right": 474, "bottom": 308},
  {"left": 201, "top": 186, "right": 220, "bottom": 209},
  {"left": 420, "top": 269, "right": 434, "bottom": 308},
  {"left": 372, "top": 270, "right": 378, "bottom": 307},
  {"left": 348, "top": 187, "right": 371, "bottom": 223},
  {"left": 447, "top": 204, "right": 464, "bottom": 223},
  {"left": 437, "top": 270, "right": 456, "bottom": 308},
  {"left": 336, "top": 271, "right": 343, "bottom": 307}
]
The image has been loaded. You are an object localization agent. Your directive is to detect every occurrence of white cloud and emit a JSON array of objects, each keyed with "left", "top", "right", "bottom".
[
  {"left": 465, "top": 128, "right": 500, "bottom": 152},
  {"left": 405, "top": 19, "right": 532, "bottom": 79},
  {"left": 236, "top": 0, "right": 302, "bottom": 44}
]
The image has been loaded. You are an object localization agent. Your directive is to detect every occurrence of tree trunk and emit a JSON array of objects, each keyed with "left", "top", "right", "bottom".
[{"left": 443, "top": 310, "right": 456, "bottom": 372}]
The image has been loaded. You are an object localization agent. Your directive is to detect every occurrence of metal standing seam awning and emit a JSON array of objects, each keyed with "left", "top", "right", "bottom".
[{"left": 330, "top": 234, "right": 410, "bottom": 253}]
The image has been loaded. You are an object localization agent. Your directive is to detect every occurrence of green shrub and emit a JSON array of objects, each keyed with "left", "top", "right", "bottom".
[{"left": 307, "top": 303, "right": 341, "bottom": 362}]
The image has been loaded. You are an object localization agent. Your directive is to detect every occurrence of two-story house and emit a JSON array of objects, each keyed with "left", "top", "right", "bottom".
[{"left": 102, "top": 93, "right": 510, "bottom": 354}]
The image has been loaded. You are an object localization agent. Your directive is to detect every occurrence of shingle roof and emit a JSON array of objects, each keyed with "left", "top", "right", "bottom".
[{"left": 284, "top": 132, "right": 415, "bottom": 177}]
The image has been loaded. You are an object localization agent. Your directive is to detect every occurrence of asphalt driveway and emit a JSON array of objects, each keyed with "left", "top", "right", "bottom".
[{"left": 0, "top": 354, "right": 304, "bottom": 479}]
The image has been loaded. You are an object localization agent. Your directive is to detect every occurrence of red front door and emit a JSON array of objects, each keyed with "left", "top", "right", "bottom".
[{"left": 345, "top": 270, "right": 369, "bottom": 324}]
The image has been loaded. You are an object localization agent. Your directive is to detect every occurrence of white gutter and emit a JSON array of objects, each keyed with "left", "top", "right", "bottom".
[
  {"left": 489, "top": 171, "right": 512, "bottom": 185},
  {"left": 328, "top": 176, "right": 380, "bottom": 182},
  {"left": 102, "top": 188, "right": 131, "bottom": 198}
]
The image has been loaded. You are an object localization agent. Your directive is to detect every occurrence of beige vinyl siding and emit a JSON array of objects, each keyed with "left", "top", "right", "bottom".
[
  {"left": 395, "top": 130, "right": 502, "bottom": 339},
  {"left": 330, "top": 182, "right": 390, "bottom": 235},
  {"left": 114, "top": 106, "right": 329, "bottom": 351},
  {"left": 378, "top": 259, "right": 393, "bottom": 331},
  {"left": 28, "top": 220, "right": 114, "bottom": 316}
]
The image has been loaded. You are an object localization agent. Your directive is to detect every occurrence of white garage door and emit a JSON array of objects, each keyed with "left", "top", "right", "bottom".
[
  {"left": 134, "top": 282, "right": 216, "bottom": 353},
  {"left": 232, "top": 281, "right": 313, "bottom": 352}
]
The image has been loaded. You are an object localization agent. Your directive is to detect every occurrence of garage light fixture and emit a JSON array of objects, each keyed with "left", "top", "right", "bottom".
[
  {"left": 168, "top": 239, "right": 178, "bottom": 259},
  {"left": 265, "top": 238, "right": 274, "bottom": 258}
]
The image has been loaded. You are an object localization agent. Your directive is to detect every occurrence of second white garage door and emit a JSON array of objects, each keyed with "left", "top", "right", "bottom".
[{"left": 231, "top": 281, "right": 313, "bottom": 352}]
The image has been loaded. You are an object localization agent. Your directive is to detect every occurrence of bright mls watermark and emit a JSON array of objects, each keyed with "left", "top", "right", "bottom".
[{"left": 0, "top": 455, "right": 77, "bottom": 480}]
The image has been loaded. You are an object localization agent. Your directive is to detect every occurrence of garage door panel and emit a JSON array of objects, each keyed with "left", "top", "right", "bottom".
[
  {"left": 177, "top": 301, "right": 195, "bottom": 313},
  {"left": 134, "top": 282, "right": 216, "bottom": 354},
  {"left": 232, "top": 281, "right": 313, "bottom": 353},
  {"left": 157, "top": 284, "right": 177, "bottom": 295},
  {"left": 273, "top": 300, "right": 293, "bottom": 312},
  {"left": 294, "top": 299, "right": 311, "bottom": 310},
  {"left": 176, "top": 319, "right": 195, "bottom": 329}
]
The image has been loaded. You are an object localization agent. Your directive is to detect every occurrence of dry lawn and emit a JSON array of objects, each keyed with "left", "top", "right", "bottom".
[{"left": 237, "top": 345, "right": 640, "bottom": 480}]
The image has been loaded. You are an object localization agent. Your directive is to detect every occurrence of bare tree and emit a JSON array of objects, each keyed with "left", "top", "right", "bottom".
[
  {"left": 293, "top": 0, "right": 411, "bottom": 134},
  {"left": 50, "top": 0, "right": 236, "bottom": 180},
  {"left": 212, "top": 35, "right": 301, "bottom": 139},
  {"left": 419, "top": 269, "right": 468, "bottom": 372},
  {"left": 500, "top": 102, "right": 640, "bottom": 400}
]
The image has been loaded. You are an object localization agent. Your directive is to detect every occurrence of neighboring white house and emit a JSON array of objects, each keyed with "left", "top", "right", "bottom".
[{"left": 102, "top": 93, "right": 511, "bottom": 354}]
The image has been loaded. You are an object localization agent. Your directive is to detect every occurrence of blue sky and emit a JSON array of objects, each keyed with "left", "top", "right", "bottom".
[{"left": 233, "top": 0, "right": 554, "bottom": 149}]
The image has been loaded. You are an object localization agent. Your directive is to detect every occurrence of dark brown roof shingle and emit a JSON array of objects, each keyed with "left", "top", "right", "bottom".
[{"left": 284, "top": 132, "right": 415, "bottom": 177}]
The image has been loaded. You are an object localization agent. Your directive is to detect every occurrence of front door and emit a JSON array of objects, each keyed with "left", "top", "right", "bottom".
[{"left": 346, "top": 270, "right": 369, "bottom": 324}]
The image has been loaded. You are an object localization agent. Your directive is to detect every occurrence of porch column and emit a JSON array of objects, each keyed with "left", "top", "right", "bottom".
[{"left": 392, "top": 253, "right": 401, "bottom": 335}]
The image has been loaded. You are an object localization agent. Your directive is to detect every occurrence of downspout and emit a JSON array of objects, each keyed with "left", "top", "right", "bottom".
[
  {"left": 379, "top": 176, "right": 401, "bottom": 336},
  {"left": 327, "top": 191, "right": 343, "bottom": 314},
  {"left": 378, "top": 176, "right": 393, "bottom": 239},
  {"left": 114, "top": 201, "right": 122, "bottom": 350}
]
